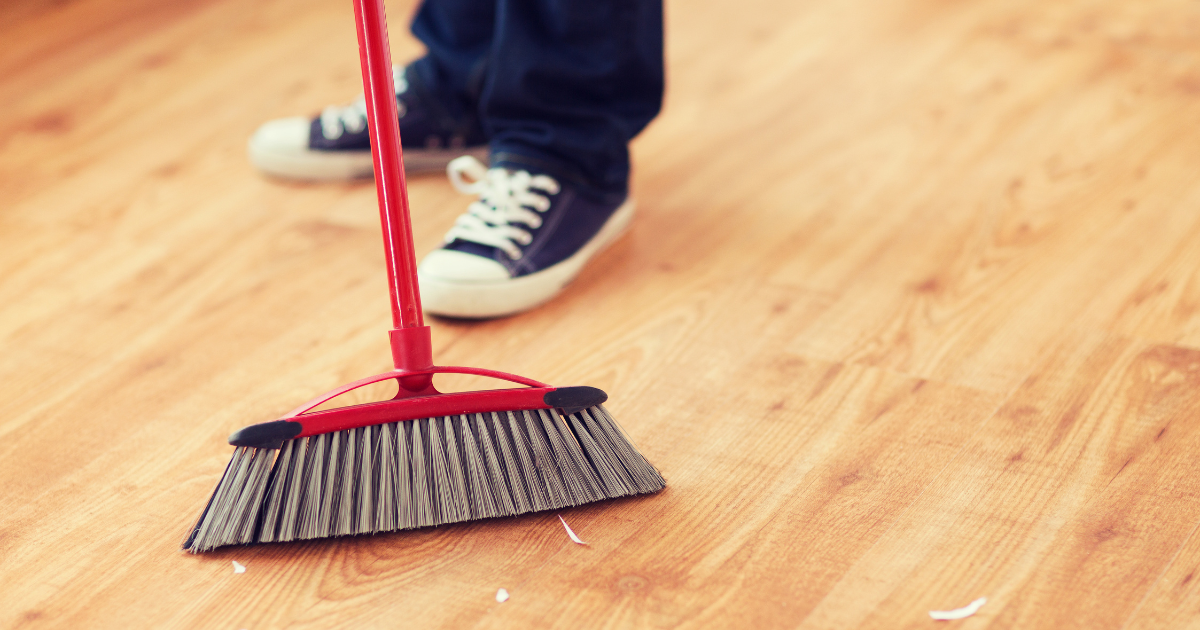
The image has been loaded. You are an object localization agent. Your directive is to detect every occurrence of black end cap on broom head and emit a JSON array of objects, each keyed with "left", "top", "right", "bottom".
[
  {"left": 544, "top": 386, "right": 607, "bottom": 415},
  {"left": 228, "top": 420, "right": 303, "bottom": 449}
]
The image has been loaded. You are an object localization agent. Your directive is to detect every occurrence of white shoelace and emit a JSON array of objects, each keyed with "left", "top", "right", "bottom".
[
  {"left": 319, "top": 65, "right": 408, "bottom": 140},
  {"left": 443, "top": 156, "right": 561, "bottom": 260}
]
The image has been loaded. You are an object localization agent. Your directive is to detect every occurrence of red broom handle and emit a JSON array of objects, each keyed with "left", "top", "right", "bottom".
[
  {"left": 353, "top": 0, "right": 422, "bottom": 330},
  {"left": 352, "top": 0, "right": 434, "bottom": 376}
]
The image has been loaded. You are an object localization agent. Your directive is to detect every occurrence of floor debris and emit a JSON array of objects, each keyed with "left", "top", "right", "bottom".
[
  {"left": 231, "top": 561, "right": 246, "bottom": 574},
  {"left": 496, "top": 588, "right": 510, "bottom": 603},
  {"left": 929, "top": 597, "right": 987, "bottom": 620},
  {"left": 558, "top": 515, "right": 588, "bottom": 545}
]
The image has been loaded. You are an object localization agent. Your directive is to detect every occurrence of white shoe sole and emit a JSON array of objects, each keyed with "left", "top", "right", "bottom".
[
  {"left": 418, "top": 198, "right": 636, "bottom": 318},
  {"left": 247, "top": 116, "right": 487, "bottom": 181}
]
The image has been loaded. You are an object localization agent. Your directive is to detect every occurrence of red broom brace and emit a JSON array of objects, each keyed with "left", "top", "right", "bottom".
[{"left": 286, "top": 386, "right": 560, "bottom": 439}]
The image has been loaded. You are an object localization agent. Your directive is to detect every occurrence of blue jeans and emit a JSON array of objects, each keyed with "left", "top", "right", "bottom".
[{"left": 409, "top": 0, "right": 664, "bottom": 195}]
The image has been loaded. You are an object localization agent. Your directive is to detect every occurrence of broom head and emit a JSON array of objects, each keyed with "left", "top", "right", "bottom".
[{"left": 183, "top": 368, "right": 664, "bottom": 553}]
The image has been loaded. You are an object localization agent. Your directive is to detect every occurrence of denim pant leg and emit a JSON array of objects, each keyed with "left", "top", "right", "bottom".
[
  {"left": 410, "top": 0, "right": 495, "bottom": 124},
  {"left": 484, "top": 0, "right": 664, "bottom": 195},
  {"left": 411, "top": 0, "right": 664, "bottom": 195}
]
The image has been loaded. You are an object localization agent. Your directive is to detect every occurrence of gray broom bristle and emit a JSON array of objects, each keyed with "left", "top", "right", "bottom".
[{"left": 183, "top": 405, "right": 665, "bottom": 553}]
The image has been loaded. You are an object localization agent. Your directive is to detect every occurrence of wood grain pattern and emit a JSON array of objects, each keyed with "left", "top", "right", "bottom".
[{"left": 3, "top": 0, "right": 1200, "bottom": 627}]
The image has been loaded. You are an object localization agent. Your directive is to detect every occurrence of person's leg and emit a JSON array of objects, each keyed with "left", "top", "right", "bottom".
[
  {"left": 482, "top": 0, "right": 664, "bottom": 195},
  {"left": 417, "top": 0, "right": 665, "bottom": 318},
  {"left": 409, "top": 0, "right": 496, "bottom": 126}
]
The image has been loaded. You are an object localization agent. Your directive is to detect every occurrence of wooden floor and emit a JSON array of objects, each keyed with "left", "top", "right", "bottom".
[{"left": 4, "top": 0, "right": 1200, "bottom": 627}]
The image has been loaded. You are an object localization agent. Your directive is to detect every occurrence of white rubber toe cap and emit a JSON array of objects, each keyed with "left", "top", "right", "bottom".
[
  {"left": 418, "top": 249, "right": 510, "bottom": 282},
  {"left": 249, "top": 116, "right": 310, "bottom": 152}
]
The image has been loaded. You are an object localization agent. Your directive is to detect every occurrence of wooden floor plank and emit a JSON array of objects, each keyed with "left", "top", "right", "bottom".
[
  {"left": 1126, "top": 523, "right": 1200, "bottom": 630},
  {"left": 795, "top": 332, "right": 1200, "bottom": 629}
]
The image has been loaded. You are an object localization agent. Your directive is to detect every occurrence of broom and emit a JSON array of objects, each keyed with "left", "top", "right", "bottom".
[{"left": 182, "top": 0, "right": 664, "bottom": 554}]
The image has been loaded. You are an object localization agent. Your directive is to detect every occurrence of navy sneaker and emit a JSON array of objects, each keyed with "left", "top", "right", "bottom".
[
  {"left": 248, "top": 64, "right": 487, "bottom": 181},
  {"left": 418, "top": 156, "right": 635, "bottom": 318}
]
